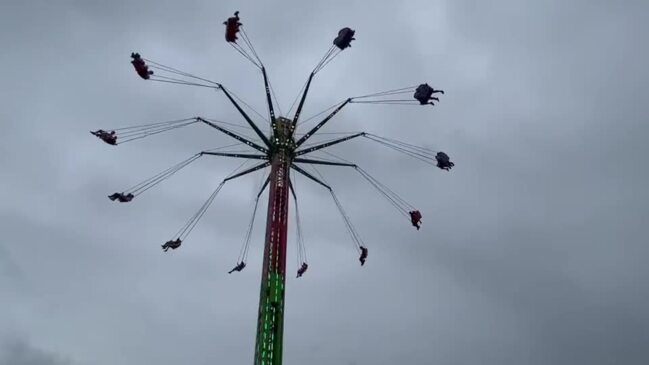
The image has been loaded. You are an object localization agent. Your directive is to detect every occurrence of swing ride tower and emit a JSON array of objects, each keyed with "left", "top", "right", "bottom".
[
  {"left": 255, "top": 116, "right": 293, "bottom": 364},
  {"left": 93, "top": 13, "right": 454, "bottom": 365}
]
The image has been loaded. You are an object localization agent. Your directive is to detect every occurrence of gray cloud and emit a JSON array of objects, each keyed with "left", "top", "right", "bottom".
[
  {"left": 1, "top": 0, "right": 648, "bottom": 364},
  {"left": 0, "top": 337, "right": 72, "bottom": 365}
]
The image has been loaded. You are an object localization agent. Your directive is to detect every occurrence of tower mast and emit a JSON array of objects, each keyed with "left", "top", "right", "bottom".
[{"left": 254, "top": 117, "right": 294, "bottom": 365}]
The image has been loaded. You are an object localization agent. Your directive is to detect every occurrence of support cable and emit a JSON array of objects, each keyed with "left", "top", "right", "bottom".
[
  {"left": 226, "top": 26, "right": 263, "bottom": 70},
  {"left": 202, "top": 118, "right": 255, "bottom": 133},
  {"left": 365, "top": 136, "right": 435, "bottom": 162},
  {"left": 350, "top": 86, "right": 416, "bottom": 99},
  {"left": 92, "top": 118, "right": 198, "bottom": 145},
  {"left": 230, "top": 42, "right": 262, "bottom": 69},
  {"left": 117, "top": 120, "right": 199, "bottom": 144},
  {"left": 241, "top": 28, "right": 263, "bottom": 67},
  {"left": 365, "top": 133, "right": 438, "bottom": 155},
  {"left": 312, "top": 45, "right": 343, "bottom": 75},
  {"left": 221, "top": 86, "right": 269, "bottom": 124},
  {"left": 314, "top": 49, "right": 342, "bottom": 74},
  {"left": 115, "top": 141, "right": 252, "bottom": 200},
  {"left": 203, "top": 118, "right": 265, "bottom": 145},
  {"left": 237, "top": 172, "right": 270, "bottom": 263},
  {"left": 347, "top": 85, "right": 440, "bottom": 106},
  {"left": 297, "top": 100, "right": 345, "bottom": 127},
  {"left": 171, "top": 159, "right": 255, "bottom": 242},
  {"left": 287, "top": 78, "right": 310, "bottom": 117},
  {"left": 142, "top": 57, "right": 269, "bottom": 131},
  {"left": 317, "top": 151, "right": 415, "bottom": 221},
  {"left": 313, "top": 46, "right": 336, "bottom": 74},
  {"left": 309, "top": 166, "right": 364, "bottom": 253},
  {"left": 149, "top": 75, "right": 219, "bottom": 89},
  {"left": 143, "top": 58, "right": 221, "bottom": 86},
  {"left": 124, "top": 154, "right": 202, "bottom": 197},
  {"left": 111, "top": 118, "right": 196, "bottom": 132},
  {"left": 290, "top": 173, "right": 308, "bottom": 267},
  {"left": 363, "top": 134, "right": 438, "bottom": 166}
]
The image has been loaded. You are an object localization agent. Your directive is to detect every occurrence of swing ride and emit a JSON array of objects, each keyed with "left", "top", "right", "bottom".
[{"left": 92, "top": 11, "right": 454, "bottom": 365}]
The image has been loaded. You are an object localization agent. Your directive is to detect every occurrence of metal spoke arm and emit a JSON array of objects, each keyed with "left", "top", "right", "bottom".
[
  {"left": 262, "top": 67, "right": 276, "bottom": 122},
  {"left": 290, "top": 164, "right": 332, "bottom": 191},
  {"left": 200, "top": 151, "right": 268, "bottom": 160},
  {"left": 291, "top": 72, "right": 315, "bottom": 129},
  {"left": 218, "top": 86, "right": 272, "bottom": 147},
  {"left": 289, "top": 179, "right": 297, "bottom": 201},
  {"left": 293, "top": 158, "right": 356, "bottom": 167},
  {"left": 223, "top": 161, "right": 271, "bottom": 183},
  {"left": 198, "top": 118, "right": 268, "bottom": 154},
  {"left": 295, "top": 132, "right": 366, "bottom": 156},
  {"left": 258, "top": 175, "right": 271, "bottom": 198},
  {"left": 294, "top": 98, "right": 352, "bottom": 147}
]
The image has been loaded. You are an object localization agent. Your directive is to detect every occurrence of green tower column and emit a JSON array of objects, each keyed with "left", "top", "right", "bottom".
[{"left": 254, "top": 117, "right": 293, "bottom": 365}]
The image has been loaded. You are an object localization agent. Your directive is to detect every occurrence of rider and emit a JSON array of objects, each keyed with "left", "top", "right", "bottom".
[
  {"left": 223, "top": 11, "right": 242, "bottom": 43},
  {"left": 409, "top": 210, "right": 422, "bottom": 230},
  {"left": 333, "top": 27, "right": 355, "bottom": 50},
  {"left": 91, "top": 130, "right": 117, "bottom": 145},
  {"left": 131, "top": 52, "right": 153, "bottom": 79},
  {"left": 228, "top": 261, "right": 246, "bottom": 274},
  {"left": 296, "top": 262, "right": 308, "bottom": 278},
  {"left": 414, "top": 83, "right": 444, "bottom": 105},
  {"left": 161, "top": 238, "right": 182, "bottom": 252},
  {"left": 108, "top": 192, "right": 134, "bottom": 202},
  {"left": 435, "top": 152, "right": 454, "bottom": 171},
  {"left": 359, "top": 246, "right": 368, "bottom": 266}
]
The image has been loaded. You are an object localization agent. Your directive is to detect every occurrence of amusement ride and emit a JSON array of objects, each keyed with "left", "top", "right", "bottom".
[{"left": 92, "top": 11, "right": 454, "bottom": 365}]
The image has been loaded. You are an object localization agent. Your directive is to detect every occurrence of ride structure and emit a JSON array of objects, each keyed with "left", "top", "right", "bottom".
[{"left": 92, "top": 11, "right": 454, "bottom": 365}]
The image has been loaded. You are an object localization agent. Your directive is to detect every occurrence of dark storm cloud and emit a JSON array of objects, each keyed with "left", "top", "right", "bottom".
[
  {"left": 1, "top": 0, "right": 648, "bottom": 364},
  {"left": 0, "top": 337, "right": 72, "bottom": 365}
]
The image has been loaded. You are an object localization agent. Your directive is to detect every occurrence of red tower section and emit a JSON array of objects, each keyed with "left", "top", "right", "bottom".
[{"left": 254, "top": 117, "right": 293, "bottom": 365}]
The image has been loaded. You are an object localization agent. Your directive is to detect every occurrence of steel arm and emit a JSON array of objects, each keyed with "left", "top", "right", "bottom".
[
  {"left": 262, "top": 67, "right": 276, "bottom": 122},
  {"left": 201, "top": 151, "right": 268, "bottom": 160},
  {"left": 223, "top": 162, "right": 271, "bottom": 183},
  {"left": 289, "top": 179, "right": 297, "bottom": 201},
  {"left": 295, "top": 132, "right": 366, "bottom": 156},
  {"left": 198, "top": 118, "right": 268, "bottom": 154},
  {"left": 258, "top": 175, "right": 270, "bottom": 198},
  {"left": 218, "top": 86, "right": 272, "bottom": 147},
  {"left": 291, "top": 72, "right": 315, "bottom": 130},
  {"left": 290, "top": 164, "right": 332, "bottom": 191},
  {"left": 293, "top": 158, "right": 356, "bottom": 167},
  {"left": 294, "top": 98, "right": 352, "bottom": 147}
]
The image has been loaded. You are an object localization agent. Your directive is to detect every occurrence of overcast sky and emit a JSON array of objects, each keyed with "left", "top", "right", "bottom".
[{"left": 1, "top": 0, "right": 648, "bottom": 364}]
